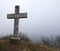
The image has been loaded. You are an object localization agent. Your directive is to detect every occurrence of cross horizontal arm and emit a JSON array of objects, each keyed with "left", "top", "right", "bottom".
[{"left": 7, "top": 13, "right": 27, "bottom": 19}]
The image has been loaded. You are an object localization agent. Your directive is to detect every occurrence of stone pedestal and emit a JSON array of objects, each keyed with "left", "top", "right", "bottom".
[{"left": 10, "top": 37, "right": 21, "bottom": 43}]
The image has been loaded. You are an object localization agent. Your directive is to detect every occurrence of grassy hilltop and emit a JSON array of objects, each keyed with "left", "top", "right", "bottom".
[{"left": 0, "top": 39, "right": 60, "bottom": 51}]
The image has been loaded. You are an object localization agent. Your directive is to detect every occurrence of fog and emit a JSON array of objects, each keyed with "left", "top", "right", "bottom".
[{"left": 0, "top": 0, "right": 60, "bottom": 40}]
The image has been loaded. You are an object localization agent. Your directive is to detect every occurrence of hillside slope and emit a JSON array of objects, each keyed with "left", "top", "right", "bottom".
[{"left": 0, "top": 39, "right": 60, "bottom": 51}]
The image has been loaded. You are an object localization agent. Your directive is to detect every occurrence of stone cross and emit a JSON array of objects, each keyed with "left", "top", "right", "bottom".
[{"left": 7, "top": 6, "right": 27, "bottom": 37}]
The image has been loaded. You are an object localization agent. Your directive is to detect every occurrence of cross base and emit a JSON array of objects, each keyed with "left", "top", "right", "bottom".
[{"left": 10, "top": 36, "right": 21, "bottom": 43}]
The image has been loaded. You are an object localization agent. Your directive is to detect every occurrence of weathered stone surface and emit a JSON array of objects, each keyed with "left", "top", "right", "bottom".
[{"left": 7, "top": 13, "right": 27, "bottom": 19}]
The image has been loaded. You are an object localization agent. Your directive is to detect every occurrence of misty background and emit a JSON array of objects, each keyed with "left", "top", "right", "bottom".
[{"left": 0, "top": 0, "right": 60, "bottom": 41}]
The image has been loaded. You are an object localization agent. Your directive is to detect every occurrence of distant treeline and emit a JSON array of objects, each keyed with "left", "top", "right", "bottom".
[{"left": 39, "top": 35, "right": 60, "bottom": 48}]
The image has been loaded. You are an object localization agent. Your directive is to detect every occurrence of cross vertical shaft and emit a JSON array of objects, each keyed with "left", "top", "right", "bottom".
[{"left": 14, "top": 6, "right": 19, "bottom": 37}]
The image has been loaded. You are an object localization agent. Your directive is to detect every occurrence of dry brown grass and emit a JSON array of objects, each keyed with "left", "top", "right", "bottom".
[{"left": 0, "top": 39, "right": 60, "bottom": 51}]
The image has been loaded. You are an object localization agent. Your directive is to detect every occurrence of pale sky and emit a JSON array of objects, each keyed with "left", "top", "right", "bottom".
[{"left": 0, "top": 0, "right": 60, "bottom": 40}]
